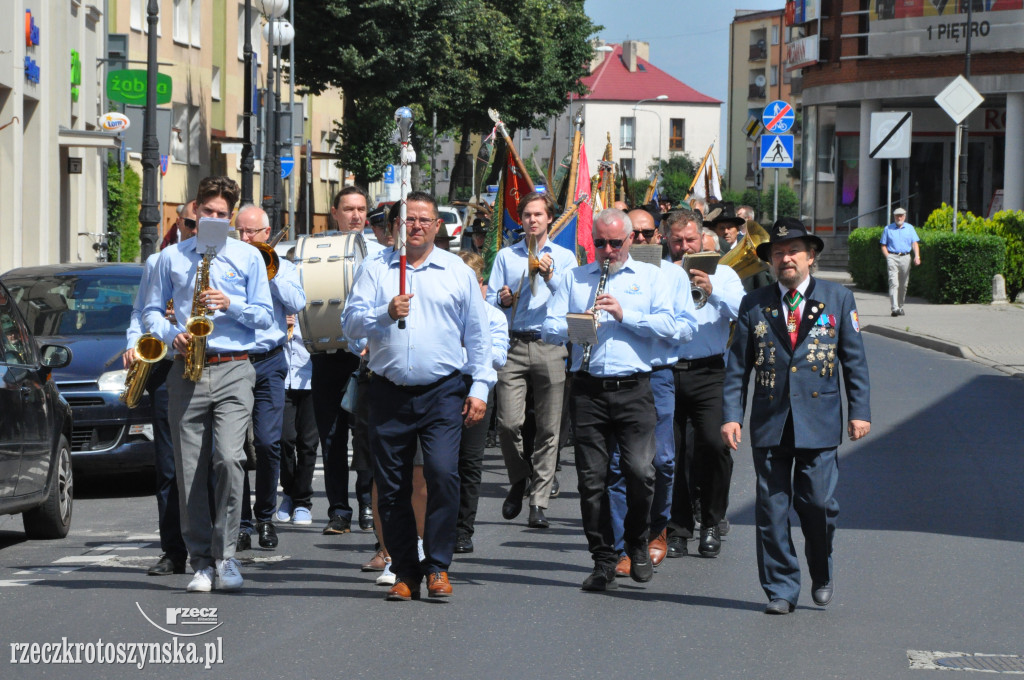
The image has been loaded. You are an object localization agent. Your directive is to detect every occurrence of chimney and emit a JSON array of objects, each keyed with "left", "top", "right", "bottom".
[
  {"left": 590, "top": 40, "right": 610, "bottom": 72},
  {"left": 623, "top": 41, "right": 638, "bottom": 72}
]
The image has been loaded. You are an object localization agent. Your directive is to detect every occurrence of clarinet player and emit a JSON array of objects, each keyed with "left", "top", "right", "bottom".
[
  {"left": 144, "top": 176, "right": 274, "bottom": 593},
  {"left": 542, "top": 208, "right": 680, "bottom": 592}
]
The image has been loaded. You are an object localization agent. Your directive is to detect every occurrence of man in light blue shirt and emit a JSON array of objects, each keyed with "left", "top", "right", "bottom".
[
  {"left": 880, "top": 207, "right": 921, "bottom": 316},
  {"left": 143, "top": 176, "right": 274, "bottom": 594},
  {"left": 235, "top": 205, "right": 306, "bottom": 552},
  {"left": 343, "top": 191, "right": 494, "bottom": 601},
  {"left": 542, "top": 208, "right": 678, "bottom": 592},
  {"left": 488, "top": 192, "right": 579, "bottom": 529}
]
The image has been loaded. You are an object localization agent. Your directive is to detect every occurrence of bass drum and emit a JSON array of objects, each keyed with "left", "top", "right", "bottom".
[{"left": 294, "top": 232, "right": 367, "bottom": 352}]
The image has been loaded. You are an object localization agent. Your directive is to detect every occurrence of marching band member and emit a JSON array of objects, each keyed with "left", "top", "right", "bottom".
[
  {"left": 143, "top": 176, "right": 274, "bottom": 593},
  {"left": 276, "top": 304, "right": 319, "bottom": 527},
  {"left": 542, "top": 208, "right": 679, "bottom": 592},
  {"left": 235, "top": 206, "right": 306, "bottom": 551},
  {"left": 343, "top": 191, "right": 495, "bottom": 601},
  {"left": 488, "top": 192, "right": 578, "bottom": 529}
]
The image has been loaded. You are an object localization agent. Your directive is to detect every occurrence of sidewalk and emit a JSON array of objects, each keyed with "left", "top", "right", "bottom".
[{"left": 816, "top": 269, "right": 1024, "bottom": 378}]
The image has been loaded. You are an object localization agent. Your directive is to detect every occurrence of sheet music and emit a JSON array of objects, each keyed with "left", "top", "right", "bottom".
[
  {"left": 683, "top": 252, "right": 720, "bottom": 275},
  {"left": 630, "top": 244, "right": 664, "bottom": 267},
  {"left": 566, "top": 312, "right": 598, "bottom": 346},
  {"left": 196, "top": 218, "right": 231, "bottom": 254}
]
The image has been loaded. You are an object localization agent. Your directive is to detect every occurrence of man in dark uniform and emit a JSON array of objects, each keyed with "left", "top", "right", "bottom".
[{"left": 721, "top": 218, "right": 871, "bottom": 615}]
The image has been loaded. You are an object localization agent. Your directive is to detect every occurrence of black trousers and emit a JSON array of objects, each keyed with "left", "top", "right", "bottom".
[
  {"left": 457, "top": 394, "right": 493, "bottom": 539},
  {"left": 669, "top": 364, "right": 733, "bottom": 538},
  {"left": 571, "top": 375, "right": 656, "bottom": 568},
  {"left": 279, "top": 389, "right": 319, "bottom": 508}
]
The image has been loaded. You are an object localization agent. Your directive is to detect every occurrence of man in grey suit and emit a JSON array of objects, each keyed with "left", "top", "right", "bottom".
[{"left": 721, "top": 218, "right": 871, "bottom": 615}]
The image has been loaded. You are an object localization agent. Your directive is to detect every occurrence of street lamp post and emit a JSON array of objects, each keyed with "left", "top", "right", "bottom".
[
  {"left": 138, "top": 0, "right": 161, "bottom": 260},
  {"left": 258, "top": 0, "right": 290, "bottom": 230},
  {"left": 633, "top": 94, "right": 668, "bottom": 181},
  {"left": 241, "top": 0, "right": 254, "bottom": 205}
]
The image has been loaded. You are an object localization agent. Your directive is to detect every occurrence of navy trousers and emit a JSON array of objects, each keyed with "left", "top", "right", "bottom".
[
  {"left": 752, "top": 444, "right": 839, "bottom": 605},
  {"left": 147, "top": 359, "right": 186, "bottom": 560},
  {"left": 369, "top": 372, "right": 466, "bottom": 582},
  {"left": 241, "top": 349, "right": 287, "bottom": 526}
]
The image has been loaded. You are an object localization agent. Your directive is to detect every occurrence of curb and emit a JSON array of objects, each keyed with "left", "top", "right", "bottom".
[{"left": 863, "top": 324, "right": 1024, "bottom": 379}]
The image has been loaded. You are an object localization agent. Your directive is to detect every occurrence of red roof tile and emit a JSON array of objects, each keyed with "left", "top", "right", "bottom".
[{"left": 581, "top": 44, "right": 720, "bottom": 105}]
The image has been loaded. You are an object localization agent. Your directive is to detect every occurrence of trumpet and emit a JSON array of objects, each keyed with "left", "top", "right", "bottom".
[
  {"left": 119, "top": 334, "right": 167, "bottom": 408},
  {"left": 690, "top": 283, "right": 708, "bottom": 310}
]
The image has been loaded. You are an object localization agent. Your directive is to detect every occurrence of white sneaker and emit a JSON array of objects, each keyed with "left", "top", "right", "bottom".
[
  {"left": 375, "top": 559, "right": 396, "bottom": 586},
  {"left": 215, "top": 558, "right": 244, "bottom": 591},
  {"left": 417, "top": 537, "right": 426, "bottom": 562},
  {"left": 187, "top": 567, "right": 214, "bottom": 593}
]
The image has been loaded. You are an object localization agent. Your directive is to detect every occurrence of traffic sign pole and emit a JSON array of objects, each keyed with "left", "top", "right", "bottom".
[{"left": 774, "top": 169, "right": 779, "bottom": 222}]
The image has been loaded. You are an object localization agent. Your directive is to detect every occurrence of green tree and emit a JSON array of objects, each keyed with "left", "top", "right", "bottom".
[{"left": 106, "top": 155, "right": 141, "bottom": 262}]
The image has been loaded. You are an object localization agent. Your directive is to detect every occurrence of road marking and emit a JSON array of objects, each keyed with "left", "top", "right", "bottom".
[
  {"left": 92, "top": 542, "right": 151, "bottom": 550},
  {"left": 909, "top": 650, "right": 1024, "bottom": 673},
  {"left": 15, "top": 566, "right": 84, "bottom": 575},
  {"left": 0, "top": 579, "right": 44, "bottom": 587},
  {"left": 53, "top": 555, "right": 119, "bottom": 564}
]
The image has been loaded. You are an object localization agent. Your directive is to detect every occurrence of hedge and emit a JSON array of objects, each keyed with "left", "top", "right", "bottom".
[{"left": 847, "top": 226, "right": 1005, "bottom": 303}]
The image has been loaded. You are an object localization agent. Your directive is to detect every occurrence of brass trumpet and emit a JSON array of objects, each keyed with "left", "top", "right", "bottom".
[{"left": 119, "top": 334, "right": 168, "bottom": 408}]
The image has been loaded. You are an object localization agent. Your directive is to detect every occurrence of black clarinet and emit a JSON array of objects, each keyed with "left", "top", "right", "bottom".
[{"left": 580, "top": 258, "right": 611, "bottom": 373}]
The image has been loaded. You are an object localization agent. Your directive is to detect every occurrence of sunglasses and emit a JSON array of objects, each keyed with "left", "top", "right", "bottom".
[
  {"left": 633, "top": 229, "right": 656, "bottom": 239},
  {"left": 183, "top": 218, "right": 197, "bottom": 230},
  {"left": 593, "top": 238, "right": 626, "bottom": 249}
]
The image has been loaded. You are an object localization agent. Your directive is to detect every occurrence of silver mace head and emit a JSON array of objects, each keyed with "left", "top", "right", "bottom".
[{"left": 394, "top": 106, "right": 414, "bottom": 144}]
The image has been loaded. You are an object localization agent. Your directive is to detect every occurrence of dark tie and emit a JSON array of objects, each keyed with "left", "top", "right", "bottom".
[{"left": 785, "top": 289, "right": 803, "bottom": 349}]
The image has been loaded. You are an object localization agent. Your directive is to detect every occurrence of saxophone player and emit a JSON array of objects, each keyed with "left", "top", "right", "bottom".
[
  {"left": 542, "top": 209, "right": 682, "bottom": 592},
  {"left": 144, "top": 177, "right": 274, "bottom": 593}
]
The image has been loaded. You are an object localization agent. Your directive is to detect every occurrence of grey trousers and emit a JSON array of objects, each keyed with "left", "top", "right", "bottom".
[
  {"left": 167, "top": 357, "right": 255, "bottom": 572},
  {"left": 496, "top": 339, "right": 566, "bottom": 508},
  {"left": 886, "top": 252, "right": 912, "bottom": 312}
]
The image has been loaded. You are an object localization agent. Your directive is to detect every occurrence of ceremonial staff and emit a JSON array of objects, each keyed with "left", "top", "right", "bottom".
[{"left": 394, "top": 106, "right": 415, "bottom": 330}]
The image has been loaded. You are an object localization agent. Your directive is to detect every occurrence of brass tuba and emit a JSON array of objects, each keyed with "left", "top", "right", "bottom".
[
  {"left": 184, "top": 246, "right": 216, "bottom": 382},
  {"left": 119, "top": 334, "right": 167, "bottom": 408},
  {"left": 719, "top": 220, "right": 771, "bottom": 280}
]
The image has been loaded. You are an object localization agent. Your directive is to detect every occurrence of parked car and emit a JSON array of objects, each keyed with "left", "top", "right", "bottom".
[
  {"left": 0, "top": 278, "right": 74, "bottom": 538},
  {"left": 1, "top": 263, "right": 153, "bottom": 476},
  {"left": 438, "top": 206, "right": 464, "bottom": 251}
]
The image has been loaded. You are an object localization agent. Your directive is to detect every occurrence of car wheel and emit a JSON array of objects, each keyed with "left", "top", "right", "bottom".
[{"left": 23, "top": 436, "right": 73, "bottom": 539}]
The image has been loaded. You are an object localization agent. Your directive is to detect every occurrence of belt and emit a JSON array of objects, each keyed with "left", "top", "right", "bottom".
[
  {"left": 890, "top": 251, "right": 910, "bottom": 256},
  {"left": 573, "top": 371, "right": 650, "bottom": 392},
  {"left": 174, "top": 351, "right": 250, "bottom": 365},
  {"left": 372, "top": 370, "right": 461, "bottom": 396},
  {"left": 510, "top": 330, "right": 542, "bottom": 342},
  {"left": 652, "top": 364, "right": 674, "bottom": 372},
  {"left": 249, "top": 345, "right": 284, "bottom": 363},
  {"left": 673, "top": 354, "right": 725, "bottom": 371}
]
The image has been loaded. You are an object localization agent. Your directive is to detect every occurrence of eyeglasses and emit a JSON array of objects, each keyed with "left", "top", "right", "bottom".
[
  {"left": 183, "top": 218, "right": 197, "bottom": 230},
  {"left": 633, "top": 229, "right": 656, "bottom": 239},
  {"left": 239, "top": 227, "right": 269, "bottom": 236},
  {"left": 593, "top": 238, "right": 626, "bottom": 249},
  {"left": 405, "top": 217, "right": 437, "bottom": 226}
]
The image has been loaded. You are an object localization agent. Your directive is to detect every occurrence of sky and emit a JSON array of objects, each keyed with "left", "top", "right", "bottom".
[{"left": 583, "top": 0, "right": 788, "bottom": 161}]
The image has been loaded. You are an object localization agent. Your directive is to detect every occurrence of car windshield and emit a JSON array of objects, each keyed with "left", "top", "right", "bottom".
[
  {"left": 4, "top": 274, "right": 139, "bottom": 336},
  {"left": 440, "top": 211, "right": 459, "bottom": 225}
]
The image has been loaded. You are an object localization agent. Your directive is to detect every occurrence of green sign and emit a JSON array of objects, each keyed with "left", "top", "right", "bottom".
[{"left": 106, "top": 69, "right": 172, "bottom": 105}]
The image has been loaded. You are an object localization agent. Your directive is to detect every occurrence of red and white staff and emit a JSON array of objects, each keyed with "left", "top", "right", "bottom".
[{"left": 394, "top": 106, "right": 415, "bottom": 330}]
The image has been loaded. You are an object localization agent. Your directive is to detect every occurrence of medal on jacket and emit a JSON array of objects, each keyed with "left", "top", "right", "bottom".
[{"left": 784, "top": 289, "right": 803, "bottom": 347}]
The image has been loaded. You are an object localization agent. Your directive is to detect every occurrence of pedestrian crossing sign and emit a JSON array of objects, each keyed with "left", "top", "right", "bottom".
[{"left": 760, "top": 134, "right": 794, "bottom": 169}]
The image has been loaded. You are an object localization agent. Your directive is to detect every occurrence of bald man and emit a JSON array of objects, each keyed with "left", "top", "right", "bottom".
[{"left": 628, "top": 209, "right": 660, "bottom": 246}]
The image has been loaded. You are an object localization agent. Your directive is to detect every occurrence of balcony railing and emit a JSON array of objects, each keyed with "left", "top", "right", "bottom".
[
  {"left": 749, "top": 44, "right": 767, "bottom": 61},
  {"left": 748, "top": 84, "right": 766, "bottom": 100}
]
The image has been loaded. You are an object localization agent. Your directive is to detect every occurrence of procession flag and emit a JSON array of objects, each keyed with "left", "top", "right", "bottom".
[
  {"left": 483, "top": 138, "right": 533, "bottom": 277},
  {"left": 551, "top": 134, "right": 594, "bottom": 264},
  {"left": 686, "top": 143, "right": 723, "bottom": 202}
]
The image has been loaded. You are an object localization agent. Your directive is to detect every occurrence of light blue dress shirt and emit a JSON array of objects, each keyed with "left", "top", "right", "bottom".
[
  {"left": 486, "top": 239, "right": 578, "bottom": 332},
  {"left": 880, "top": 222, "right": 920, "bottom": 254},
  {"left": 649, "top": 261, "right": 698, "bottom": 367},
  {"left": 143, "top": 236, "right": 274, "bottom": 352},
  {"left": 483, "top": 304, "right": 510, "bottom": 371},
  {"left": 252, "top": 256, "right": 306, "bottom": 352},
  {"left": 284, "top": 320, "right": 312, "bottom": 391},
  {"left": 342, "top": 247, "right": 496, "bottom": 402},
  {"left": 677, "top": 263, "right": 744, "bottom": 360},
  {"left": 542, "top": 255, "right": 679, "bottom": 376},
  {"left": 127, "top": 252, "right": 160, "bottom": 350}
]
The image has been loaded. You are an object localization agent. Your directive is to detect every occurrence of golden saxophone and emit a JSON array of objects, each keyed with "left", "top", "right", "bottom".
[
  {"left": 119, "top": 333, "right": 167, "bottom": 408},
  {"left": 579, "top": 258, "right": 611, "bottom": 374},
  {"left": 184, "top": 246, "right": 216, "bottom": 382}
]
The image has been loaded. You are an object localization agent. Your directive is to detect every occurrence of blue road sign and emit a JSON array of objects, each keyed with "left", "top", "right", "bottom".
[
  {"left": 384, "top": 164, "right": 396, "bottom": 184},
  {"left": 760, "top": 134, "right": 795, "bottom": 169},
  {"left": 762, "top": 100, "right": 795, "bottom": 133},
  {"left": 159, "top": 154, "right": 169, "bottom": 176},
  {"left": 280, "top": 156, "right": 294, "bottom": 179}
]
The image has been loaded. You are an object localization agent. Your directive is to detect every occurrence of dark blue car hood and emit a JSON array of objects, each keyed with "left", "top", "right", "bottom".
[{"left": 39, "top": 334, "right": 127, "bottom": 384}]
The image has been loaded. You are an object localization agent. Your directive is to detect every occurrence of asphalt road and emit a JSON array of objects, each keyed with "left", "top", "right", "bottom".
[{"left": 1, "top": 334, "right": 1022, "bottom": 679}]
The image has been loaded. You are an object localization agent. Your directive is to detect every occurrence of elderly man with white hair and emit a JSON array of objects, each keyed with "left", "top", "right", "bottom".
[{"left": 543, "top": 208, "right": 685, "bottom": 592}]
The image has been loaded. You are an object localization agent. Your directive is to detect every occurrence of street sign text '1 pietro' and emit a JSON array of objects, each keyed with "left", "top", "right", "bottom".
[{"left": 762, "top": 100, "right": 795, "bottom": 133}]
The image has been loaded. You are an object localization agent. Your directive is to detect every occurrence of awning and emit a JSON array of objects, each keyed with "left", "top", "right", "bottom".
[{"left": 57, "top": 127, "right": 121, "bottom": 149}]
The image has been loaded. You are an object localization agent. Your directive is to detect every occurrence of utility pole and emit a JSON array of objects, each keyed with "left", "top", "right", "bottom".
[
  {"left": 261, "top": 16, "right": 278, "bottom": 230},
  {"left": 138, "top": 0, "right": 160, "bottom": 260},
  {"left": 959, "top": 1, "right": 973, "bottom": 216}
]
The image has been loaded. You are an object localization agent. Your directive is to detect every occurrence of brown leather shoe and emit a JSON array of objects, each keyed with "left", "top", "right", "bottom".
[
  {"left": 649, "top": 529, "right": 668, "bottom": 566},
  {"left": 614, "top": 554, "right": 631, "bottom": 578},
  {"left": 386, "top": 578, "right": 421, "bottom": 601},
  {"left": 426, "top": 571, "right": 453, "bottom": 597},
  {"left": 361, "top": 549, "right": 387, "bottom": 572}
]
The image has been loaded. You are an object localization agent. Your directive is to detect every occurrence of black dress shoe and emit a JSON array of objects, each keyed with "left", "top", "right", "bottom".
[
  {"left": 628, "top": 543, "right": 653, "bottom": 583},
  {"left": 666, "top": 535, "right": 687, "bottom": 558},
  {"left": 358, "top": 505, "right": 374, "bottom": 531},
  {"left": 812, "top": 581, "right": 834, "bottom": 607},
  {"left": 527, "top": 505, "right": 549, "bottom": 529},
  {"left": 765, "top": 598, "right": 795, "bottom": 615},
  {"left": 454, "top": 535, "right": 474, "bottom": 554},
  {"left": 549, "top": 477, "right": 560, "bottom": 498},
  {"left": 322, "top": 515, "right": 351, "bottom": 535},
  {"left": 581, "top": 567, "right": 618, "bottom": 592},
  {"left": 236, "top": 530, "right": 252, "bottom": 552},
  {"left": 501, "top": 479, "right": 527, "bottom": 520},
  {"left": 698, "top": 525, "right": 721, "bottom": 557},
  {"left": 147, "top": 554, "right": 186, "bottom": 576},
  {"left": 258, "top": 522, "right": 279, "bottom": 549}
]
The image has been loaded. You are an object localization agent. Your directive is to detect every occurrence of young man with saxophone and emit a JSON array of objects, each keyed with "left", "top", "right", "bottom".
[
  {"left": 144, "top": 176, "right": 274, "bottom": 593},
  {"left": 235, "top": 205, "right": 306, "bottom": 551},
  {"left": 542, "top": 208, "right": 682, "bottom": 592}
]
